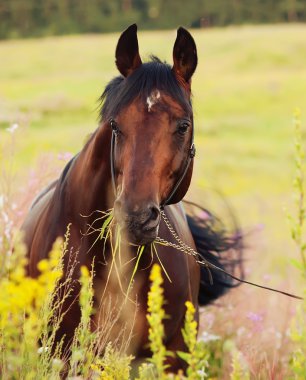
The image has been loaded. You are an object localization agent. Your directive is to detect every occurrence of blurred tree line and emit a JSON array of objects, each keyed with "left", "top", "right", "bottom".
[{"left": 0, "top": 0, "right": 306, "bottom": 39}]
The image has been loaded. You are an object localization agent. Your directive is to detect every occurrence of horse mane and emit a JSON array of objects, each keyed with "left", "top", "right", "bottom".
[
  {"left": 184, "top": 201, "right": 244, "bottom": 306},
  {"left": 99, "top": 56, "right": 192, "bottom": 121}
]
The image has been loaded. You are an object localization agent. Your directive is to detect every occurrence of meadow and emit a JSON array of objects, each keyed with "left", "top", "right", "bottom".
[{"left": 0, "top": 24, "right": 306, "bottom": 378}]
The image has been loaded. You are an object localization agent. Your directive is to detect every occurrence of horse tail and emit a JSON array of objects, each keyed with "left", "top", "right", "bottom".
[{"left": 185, "top": 201, "right": 244, "bottom": 306}]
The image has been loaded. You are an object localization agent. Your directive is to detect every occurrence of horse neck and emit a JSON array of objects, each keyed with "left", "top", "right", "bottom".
[{"left": 65, "top": 123, "right": 114, "bottom": 220}]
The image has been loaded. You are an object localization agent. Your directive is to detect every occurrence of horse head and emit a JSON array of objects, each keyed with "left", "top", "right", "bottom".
[{"left": 100, "top": 24, "right": 197, "bottom": 245}]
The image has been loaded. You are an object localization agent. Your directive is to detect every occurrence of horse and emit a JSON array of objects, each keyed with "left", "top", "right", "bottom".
[{"left": 21, "top": 24, "right": 240, "bottom": 373}]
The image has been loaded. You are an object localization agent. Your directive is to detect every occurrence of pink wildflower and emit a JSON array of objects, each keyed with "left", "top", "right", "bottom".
[
  {"left": 58, "top": 152, "right": 73, "bottom": 161},
  {"left": 246, "top": 312, "right": 264, "bottom": 323},
  {"left": 246, "top": 311, "right": 265, "bottom": 332}
]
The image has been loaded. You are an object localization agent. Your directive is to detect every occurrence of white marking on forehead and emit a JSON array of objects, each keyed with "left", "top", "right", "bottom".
[{"left": 146, "top": 90, "right": 160, "bottom": 112}]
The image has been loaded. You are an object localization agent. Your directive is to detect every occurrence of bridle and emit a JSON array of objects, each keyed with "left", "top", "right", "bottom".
[
  {"left": 110, "top": 118, "right": 196, "bottom": 208},
  {"left": 108, "top": 118, "right": 303, "bottom": 300},
  {"left": 162, "top": 127, "right": 195, "bottom": 208}
]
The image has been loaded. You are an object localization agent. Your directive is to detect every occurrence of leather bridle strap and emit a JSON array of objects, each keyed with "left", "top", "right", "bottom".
[
  {"left": 110, "top": 131, "right": 117, "bottom": 196},
  {"left": 161, "top": 123, "right": 195, "bottom": 208},
  {"left": 110, "top": 123, "right": 196, "bottom": 209}
]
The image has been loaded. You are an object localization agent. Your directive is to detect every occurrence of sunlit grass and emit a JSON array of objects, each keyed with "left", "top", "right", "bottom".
[
  {"left": 0, "top": 24, "right": 306, "bottom": 378},
  {"left": 1, "top": 24, "right": 306, "bottom": 173}
]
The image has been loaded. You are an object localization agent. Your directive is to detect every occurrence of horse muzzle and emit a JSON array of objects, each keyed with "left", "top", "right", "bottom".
[{"left": 114, "top": 201, "right": 161, "bottom": 245}]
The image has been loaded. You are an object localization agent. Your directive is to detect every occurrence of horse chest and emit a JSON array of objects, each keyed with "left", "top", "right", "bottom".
[{"left": 90, "top": 245, "right": 195, "bottom": 351}]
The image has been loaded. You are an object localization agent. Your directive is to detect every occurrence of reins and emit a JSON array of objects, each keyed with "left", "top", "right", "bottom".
[
  {"left": 109, "top": 121, "right": 302, "bottom": 301},
  {"left": 157, "top": 210, "right": 303, "bottom": 300},
  {"left": 110, "top": 131, "right": 117, "bottom": 196}
]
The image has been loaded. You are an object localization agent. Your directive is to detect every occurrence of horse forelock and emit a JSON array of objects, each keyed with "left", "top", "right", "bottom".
[{"left": 99, "top": 57, "right": 192, "bottom": 121}]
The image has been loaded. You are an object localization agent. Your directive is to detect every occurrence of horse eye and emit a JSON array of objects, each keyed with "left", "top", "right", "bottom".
[
  {"left": 177, "top": 120, "right": 190, "bottom": 135},
  {"left": 110, "top": 119, "right": 120, "bottom": 135}
]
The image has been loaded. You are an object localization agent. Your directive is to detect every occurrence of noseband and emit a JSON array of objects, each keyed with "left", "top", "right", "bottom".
[{"left": 110, "top": 120, "right": 196, "bottom": 208}]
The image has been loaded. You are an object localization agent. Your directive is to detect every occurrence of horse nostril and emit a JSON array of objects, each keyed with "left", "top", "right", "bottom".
[
  {"left": 142, "top": 204, "right": 160, "bottom": 231},
  {"left": 150, "top": 205, "right": 160, "bottom": 222}
]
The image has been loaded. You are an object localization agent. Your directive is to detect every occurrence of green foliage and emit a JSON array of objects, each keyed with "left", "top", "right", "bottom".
[
  {"left": 0, "top": 221, "right": 135, "bottom": 379},
  {"left": 288, "top": 108, "right": 306, "bottom": 275},
  {"left": 137, "top": 362, "right": 159, "bottom": 380},
  {"left": 142, "top": 263, "right": 169, "bottom": 379},
  {"left": 0, "top": 236, "right": 64, "bottom": 379},
  {"left": 127, "top": 244, "right": 146, "bottom": 297},
  {"left": 92, "top": 342, "right": 133, "bottom": 380},
  {"left": 230, "top": 350, "right": 250, "bottom": 380},
  {"left": 178, "top": 302, "right": 209, "bottom": 379},
  {"left": 68, "top": 265, "right": 95, "bottom": 377},
  {"left": 289, "top": 289, "right": 306, "bottom": 379},
  {"left": 2, "top": 25, "right": 306, "bottom": 379},
  {"left": 139, "top": 264, "right": 213, "bottom": 380},
  {"left": 1, "top": 0, "right": 306, "bottom": 39},
  {"left": 288, "top": 109, "right": 306, "bottom": 378}
]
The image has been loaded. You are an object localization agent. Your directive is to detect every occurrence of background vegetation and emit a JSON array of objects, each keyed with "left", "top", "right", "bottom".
[
  {"left": 1, "top": 0, "right": 306, "bottom": 39},
  {"left": 0, "top": 23, "right": 306, "bottom": 378}
]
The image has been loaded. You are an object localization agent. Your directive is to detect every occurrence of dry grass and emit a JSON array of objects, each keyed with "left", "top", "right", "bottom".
[{"left": 0, "top": 24, "right": 305, "bottom": 378}]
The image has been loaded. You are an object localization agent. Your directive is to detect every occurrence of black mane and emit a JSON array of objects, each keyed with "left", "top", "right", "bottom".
[{"left": 99, "top": 56, "right": 192, "bottom": 121}]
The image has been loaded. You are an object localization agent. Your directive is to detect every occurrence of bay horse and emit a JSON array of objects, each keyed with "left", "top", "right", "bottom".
[{"left": 22, "top": 24, "right": 239, "bottom": 372}]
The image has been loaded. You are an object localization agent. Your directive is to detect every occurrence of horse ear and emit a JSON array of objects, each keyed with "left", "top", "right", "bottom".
[
  {"left": 115, "top": 24, "right": 142, "bottom": 77},
  {"left": 172, "top": 27, "right": 197, "bottom": 84}
]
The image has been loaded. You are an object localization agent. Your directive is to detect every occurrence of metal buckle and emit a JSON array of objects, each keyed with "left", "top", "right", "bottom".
[{"left": 189, "top": 143, "right": 196, "bottom": 158}]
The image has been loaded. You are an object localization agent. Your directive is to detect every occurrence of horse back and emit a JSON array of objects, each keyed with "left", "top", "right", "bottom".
[{"left": 22, "top": 180, "right": 58, "bottom": 276}]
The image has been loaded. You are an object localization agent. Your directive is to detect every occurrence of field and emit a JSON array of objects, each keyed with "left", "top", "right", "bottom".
[{"left": 1, "top": 24, "right": 306, "bottom": 378}]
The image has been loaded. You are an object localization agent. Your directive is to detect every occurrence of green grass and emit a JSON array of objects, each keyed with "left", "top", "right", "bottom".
[
  {"left": 1, "top": 24, "right": 305, "bottom": 378},
  {"left": 1, "top": 24, "right": 305, "bottom": 274}
]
